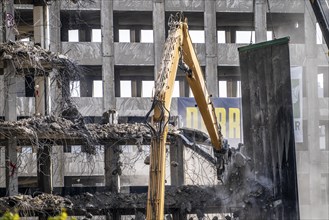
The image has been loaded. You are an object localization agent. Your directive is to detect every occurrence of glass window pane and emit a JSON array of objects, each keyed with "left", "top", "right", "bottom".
[
  {"left": 237, "top": 81, "right": 242, "bottom": 97},
  {"left": 217, "top": 30, "right": 226, "bottom": 43},
  {"left": 68, "top": 30, "right": 79, "bottom": 42},
  {"left": 142, "top": 81, "right": 154, "bottom": 97},
  {"left": 120, "top": 80, "right": 132, "bottom": 97},
  {"left": 218, "top": 81, "right": 227, "bottom": 97},
  {"left": 92, "top": 29, "right": 102, "bottom": 42},
  {"left": 141, "top": 30, "right": 153, "bottom": 43},
  {"left": 189, "top": 30, "right": 205, "bottom": 43},
  {"left": 119, "top": 29, "right": 130, "bottom": 42},
  {"left": 316, "top": 23, "right": 323, "bottom": 44},
  {"left": 172, "top": 81, "right": 180, "bottom": 97},
  {"left": 93, "top": 80, "right": 103, "bottom": 97},
  {"left": 236, "top": 31, "right": 255, "bottom": 44},
  {"left": 267, "top": 31, "right": 273, "bottom": 41},
  {"left": 318, "top": 73, "right": 324, "bottom": 98}
]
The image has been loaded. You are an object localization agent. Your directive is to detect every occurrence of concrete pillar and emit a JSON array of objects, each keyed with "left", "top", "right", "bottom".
[
  {"left": 33, "top": 6, "right": 49, "bottom": 116},
  {"left": 204, "top": 0, "right": 218, "bottom": 97},
  {"left": 33, "top": 4, "right": 53, "bottom": 195},
  {"left": 102, "top": 0, "right": 116, "bottom": 112},
  {"left": 152, "top": 0, "right": 165, "bottom": 78},
  {"left": 0, "top": 147, "right": 5, "bottom": 188},
  {"left": 170, "top": 139, "right": 185, "bottom": 186},
  {"left": 102, "top": 3, "right": 118, "bottom": 214},
  {"left": 37, "top": 145, "right": 52, "bottom": 193},
  {"left": 4, "top": 0, "right": 18, "bottom": 196},
  {"left": 104, "top": 144, "right": 120, "bottom": 192},
  {"left": 52, "top": 145, "right": 64, "bottom": 187},
  {"left": 254, "top": 0, "right": 267, "bottom": 43},
  {"left": 104, "top": 144, "right": 121, "bottom": 220},
  {"left": 304, "top": 3, "right": 323, "bottom": 219},
  {"left": 0, "top": 3, "right": 3, "bottom": 43},
  {"left": 49, "top": 1, "right": 62, "bottom": 115}
]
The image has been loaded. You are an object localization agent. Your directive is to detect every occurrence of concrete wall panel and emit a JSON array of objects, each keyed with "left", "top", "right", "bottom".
[
  {"left": 17, "top": 97, "right": 35, "bottom": 117},
  {"left": 216, "top": 0, "right": 303, "bottom": 13},
  {"left": 61, "top": 42, "right": 102, "bottom": 65},
  {"left": 64, "top": 153, "right": 104, "bottom": 176},
  {"left": 72, "top": 97, "right": 103, "bottom": 116},
  {"left": 113, "top": 0, "right": 152, "bottom": 11},
  {"left": 116, "top": 97, "right": 178, "bottom": 117},
  {"left": 193, "top": 43, "right": 206, "bottom": 66},
  {"left": 218, "top": 43, "right": 240, "bottom": 66},
  {"left": 270, "top": 0, "right": 304, "bottom": 13},
  {"left": 216, "top": 0, "right": 253, "bottom": 12},
  {"left": 114, "top": 43, "right": 154, "bottom": 65},
  {"left": 289, "top": 44, "right": 306, "bottom": 66},
  {"left": 165, "top": 0, "right": 204, "bottom": 12},
  {"left": 60, "top": 0, "right": 101, "bottom": 10}
]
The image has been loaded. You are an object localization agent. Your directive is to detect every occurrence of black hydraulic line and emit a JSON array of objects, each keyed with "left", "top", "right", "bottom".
[{"left": 310, "top": 0, "right": 329, "bottom": 50}]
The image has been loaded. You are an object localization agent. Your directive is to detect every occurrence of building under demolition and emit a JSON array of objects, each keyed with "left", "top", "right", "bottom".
[{"left": 0, "top": 0, "right": 328, "bottom": 219}]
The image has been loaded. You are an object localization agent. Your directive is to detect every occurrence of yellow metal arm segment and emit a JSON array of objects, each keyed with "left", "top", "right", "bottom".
[
  {"left": 146, "top": 16, "right": 225, "bottom": 220},
  {"left": 180, "top": 22, "right": 223, "bottom": 151}
]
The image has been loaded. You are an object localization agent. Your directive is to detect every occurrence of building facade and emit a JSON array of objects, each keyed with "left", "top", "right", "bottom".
[{"left": 0, "top": 0, "right": 328, "bottom": 219}]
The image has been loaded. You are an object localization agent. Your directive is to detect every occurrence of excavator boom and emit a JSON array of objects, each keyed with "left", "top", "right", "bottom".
[{"left": 146, "top": 14, "right": 225, "bottom": 220}]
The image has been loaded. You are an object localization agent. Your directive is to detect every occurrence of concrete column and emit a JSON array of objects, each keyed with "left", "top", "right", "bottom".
[
  {"left": 304, "top": 4, "right": 323, "bottom": 219},
  {"left": 104, "top": 144, "right": 120, "bottom": 191},
  {"left": 33, "top": 4, "right": 52, "bottom": 195},
  {"left": 104, "top": 144, "right": 121, "bottom": 220},
  {"left": 170, "top": 139, "right": 185, "bottom": 186},
  {"left": 0, "top": 3, "right": 3, "bottom": 43},
  {"left": 0, "top": 147, "right": 5, "bottom": 188},
  {"left": 254, "top": 0, "right": 267, "bottom": 43},
  {"left": 204, "top": 0, "right": 218, "bottom": 97},
  {"left": 4, "top": 0, "right": 18, "bottom": 196},
  {"left": 152, "top": 0, "right": 165, "bottom": 79},
  {"left": 52, "top": 145, "right": 64, "bottom": 187},
  {"left": 102, "top": 0, "right": 116, "bottom": 112},
  {"left": 33, "top": 6, "right": 49, "bottom": 116},
  {"left": 37, "top": 145, "right": 52, "bottom": 193},
  {"left": 49, "top": 1, "right": 61, "bottom": 115}
]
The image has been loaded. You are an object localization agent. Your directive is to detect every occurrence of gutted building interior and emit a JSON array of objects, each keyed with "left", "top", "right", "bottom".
[{"left": 0, "top": 0, "right": 328, "bottom": 219}]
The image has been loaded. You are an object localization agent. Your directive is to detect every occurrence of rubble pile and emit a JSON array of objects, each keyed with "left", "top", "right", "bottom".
[
  {"left": 0, "top": 116, "right": 179, "bottom": 144},
  {"left": 0, "top": 42, "right": 78, "bottom": 73},
  {"left": 0, "top": 194, "right": 73, "bottom": 214}
]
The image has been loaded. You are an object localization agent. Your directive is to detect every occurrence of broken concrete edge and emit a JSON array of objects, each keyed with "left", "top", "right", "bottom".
[{"left": 0, "top": 115, "right": 210, "bottom": 150}]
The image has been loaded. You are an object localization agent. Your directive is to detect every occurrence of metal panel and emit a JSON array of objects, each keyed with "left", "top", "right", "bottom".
[
  {"left": 113, "top": 0, "right": 152, "bottom": 11},
  {"left": 238, "top": 37, "right": 299, "bottom": 219},
  {"left": 61, "top": 42, "right": 102, "bottom": 65},
  {"left": 114, "top": 43, "right": 154, "bottom": 65},
  {"left": 165, "top": 0, "right": 204, "bottom": 12}
]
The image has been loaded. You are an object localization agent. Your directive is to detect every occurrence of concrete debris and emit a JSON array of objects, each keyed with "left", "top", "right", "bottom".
[
  {"left": 0, "top": 116, "right": 179, "bottom": 153},
  {"left": 0, "top": 41, "right": 75, "bottom": 73},
  {"left": 0, "top": 193, "right": 72, "bottom": 213}
]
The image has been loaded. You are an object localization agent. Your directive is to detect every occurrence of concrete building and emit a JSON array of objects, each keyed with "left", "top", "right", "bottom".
[{"left": 0, "top": 0, "right": 328, "bottom": 219}]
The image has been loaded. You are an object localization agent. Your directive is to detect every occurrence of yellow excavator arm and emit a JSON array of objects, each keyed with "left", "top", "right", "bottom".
[{"left": 145, "top": 14, "right": 226, "bottom": 220}]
